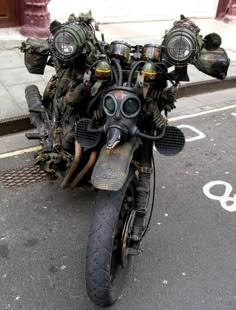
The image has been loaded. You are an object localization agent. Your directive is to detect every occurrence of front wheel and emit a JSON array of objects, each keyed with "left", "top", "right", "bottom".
[{"left": 86, "top": 172, "right": 137, "bottom": 307}]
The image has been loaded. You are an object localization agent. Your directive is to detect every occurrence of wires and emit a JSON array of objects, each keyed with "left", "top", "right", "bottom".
[{"left": 142, "top": 153, "right": 156, "bottom": 237}]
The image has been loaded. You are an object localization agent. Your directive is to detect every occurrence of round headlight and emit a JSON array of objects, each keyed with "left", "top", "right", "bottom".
[
  {"left": 121, "top": 97, "right": 141, "bottom": 118},
  {"left": 53, "top": 24, "right": 87, "bottom": 61},
  {"left": 162, "top": 27, "right": 199, "bottom": 66},
  {"left": 54, "top": 32, "right": 77, "bottom": 57},
  {"left": 167, "top": 36, "right": 193, "bottom": 62}
]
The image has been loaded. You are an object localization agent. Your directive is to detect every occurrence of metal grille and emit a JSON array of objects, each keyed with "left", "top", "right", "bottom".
[
  {"left": 75, "top": 118, "right": 101, "bottom": 149},
  {"left": 0, "top": 165, "right": 47, "bottom": 189},
  {"left": 155, "top": 126, "right": 185, "bottom": 156}
]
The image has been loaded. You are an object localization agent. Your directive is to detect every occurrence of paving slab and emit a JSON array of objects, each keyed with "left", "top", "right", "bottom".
[
  {"left": 6, "top": 81, "right": 47, "bottom": 106},
  {"left": 0, "top": 93, "right": 24, "bottom": 119},
  {"left": 0, "top": 81, "right": 10, "bottom": 97},
  {"left": 0, "top": 50, "right": 24, "bottom": 70},
  {"left": 0, "top": 67, "right": 44, "bottom": 87}
]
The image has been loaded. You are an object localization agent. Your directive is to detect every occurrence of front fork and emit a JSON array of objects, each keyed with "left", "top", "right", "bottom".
[{"left": 131, "top": 140, "right": 153, "bottom": 244}]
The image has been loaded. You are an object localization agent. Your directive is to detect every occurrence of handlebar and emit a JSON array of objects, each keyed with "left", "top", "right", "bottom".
[
  {"left": 135, "top": 126, "right": 166, "bottom": 140},
  {"left": 87, "top": 120, "right": 166, "bottom": 141}
]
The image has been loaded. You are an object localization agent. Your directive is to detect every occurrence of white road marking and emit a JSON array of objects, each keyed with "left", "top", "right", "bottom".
[
  {"left": 203, "top": 181, "right": 236, "bottom": 212},
  {"left": 177, "top": 124, "right": 206, "bottom": 142},
  {"left": 231, "top": 112, "right": 236, "bottom": 117},
  {"left": 169, "top": 104, "right": 236, "bottom": 122}
]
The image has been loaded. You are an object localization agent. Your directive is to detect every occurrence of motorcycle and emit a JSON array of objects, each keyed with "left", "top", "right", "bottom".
[{"left": 21, "top": 13, "right": 230, "bottom": 307}]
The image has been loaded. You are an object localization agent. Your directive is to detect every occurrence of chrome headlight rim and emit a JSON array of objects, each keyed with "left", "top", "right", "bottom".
[
  {"left": 54, "top": 31, "right": 77, "bottom": 59},
  {"left": 162, "top": 27, "right": 198, "bottom": 66},
  {"left": 53, "top": 25, "right": 86, "bottom": 61}
]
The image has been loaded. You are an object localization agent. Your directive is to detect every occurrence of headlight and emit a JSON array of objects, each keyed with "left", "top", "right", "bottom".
[
  {"left": 53, "top": 24, "right": 87, "bottom": 61},
  {"left": 166, "top": 36, "right": 193, "bottom": 62},
  {"left": 162, "top": 16, "right": 202, "bottom": 66},
  {"left": 54, "top": 32, "right": 76, "bottom": 56}
]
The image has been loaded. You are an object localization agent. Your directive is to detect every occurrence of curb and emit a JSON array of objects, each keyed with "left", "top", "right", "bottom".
[
  {"left": 0, "top": 115, "right": 33, "bottom": 137},
  {"left": 0, "top": 76, "right": 235, "bottom": 137},
  {"left": 176, "top": 76, "right": 236, "bottom": 98}
]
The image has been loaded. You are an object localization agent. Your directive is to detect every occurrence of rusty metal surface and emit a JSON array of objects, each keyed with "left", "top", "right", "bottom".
[
  {"left": 91, "top": 138, "right": 141, "bottom": 191},
  {"left": 0, "top": 165, "right": 47, "bottom": 188}
]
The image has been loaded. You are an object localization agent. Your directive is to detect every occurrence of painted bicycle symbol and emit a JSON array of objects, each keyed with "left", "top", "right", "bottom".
[{"left": 203, "top": 181, "right": 236, "bottom": 212}]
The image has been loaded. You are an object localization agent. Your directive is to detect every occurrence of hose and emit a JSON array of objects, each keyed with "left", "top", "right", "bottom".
[
  {"left": 127, "top": 60, "right": 145, "bottom": 87},
  {"left": 111, "top": 58, "right": 123, "bottom": 86},
  {"left": 142, "top": 153, "right": 156, "bottom": 237},
  {"left": 136, "top": 126, "right": 166, "bottom": 140},
  {"left": 111, "top": 65, "right": 119, "bottom": 85}
]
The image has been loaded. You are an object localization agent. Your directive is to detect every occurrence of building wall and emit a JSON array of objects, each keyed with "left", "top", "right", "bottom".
[{"left": 48, "top": 0, "right": 219, "bottom": 23}]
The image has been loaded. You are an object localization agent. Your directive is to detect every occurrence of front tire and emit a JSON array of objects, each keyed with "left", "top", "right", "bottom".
[{"left": 86, "top": 172, "right": 137, "bottom": 307}]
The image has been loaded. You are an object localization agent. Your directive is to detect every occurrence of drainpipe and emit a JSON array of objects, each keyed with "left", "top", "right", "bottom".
[{"left": 20, "top": 0, "right": 51, "bottom": 37}]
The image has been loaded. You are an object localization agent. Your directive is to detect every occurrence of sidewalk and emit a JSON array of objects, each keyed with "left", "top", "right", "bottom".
[{"left": 0, "top": 18, "right": 235, "bottom": 126}]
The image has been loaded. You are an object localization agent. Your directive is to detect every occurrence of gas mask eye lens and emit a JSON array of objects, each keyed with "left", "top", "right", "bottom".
[
  {"left": 104, "top": 96, "right": 117, "bottom": 116},
  {"left": 122, "top": 98, "right": 141, "bottom": 117}
]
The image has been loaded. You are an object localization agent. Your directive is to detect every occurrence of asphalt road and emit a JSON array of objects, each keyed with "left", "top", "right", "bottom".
[{"left": 0, "top": 103, "right": 236, "bottom": 310}]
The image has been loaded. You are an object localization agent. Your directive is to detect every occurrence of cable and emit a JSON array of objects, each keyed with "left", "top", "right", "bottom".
[
  {"left": 111, "top": 65, "right": 119, "bottom": 85},
  {"left": 127, "top": 60, "right": 145, "bottom": 87},
  {"left": 142, "top": 153, "right": 156, "bottom": 237},
  {"left": 155, "top": 63, "right": 177, "bottom": 87},
  {"left": 111, "top": 58, "right": 123, "bottom": 86}
]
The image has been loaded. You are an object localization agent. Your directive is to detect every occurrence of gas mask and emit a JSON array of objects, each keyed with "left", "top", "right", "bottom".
[{"left": 103, "top": 87, "right": 141, "bottom": 149}]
